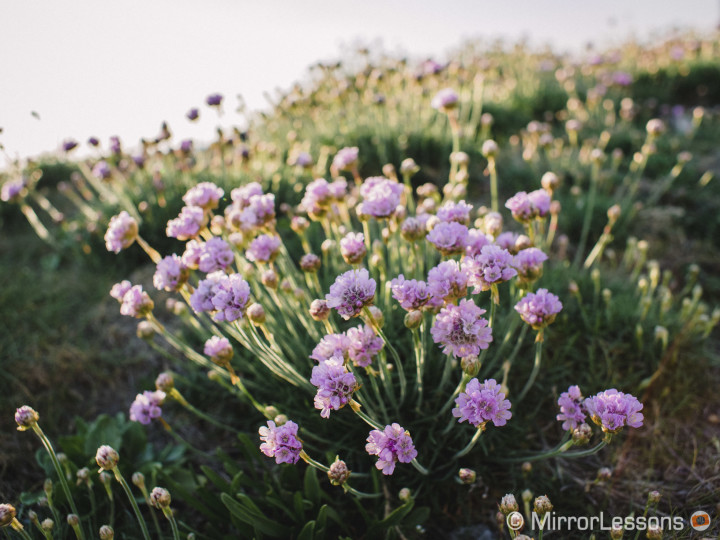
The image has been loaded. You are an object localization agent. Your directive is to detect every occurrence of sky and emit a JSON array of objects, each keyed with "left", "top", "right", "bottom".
[{"left": 1, "top": 0, "right": 717, "bottom": 161}]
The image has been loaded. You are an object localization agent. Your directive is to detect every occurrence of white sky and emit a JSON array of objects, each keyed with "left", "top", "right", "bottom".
[{"left": 1, "top": 0, "right": 717, "bottom": 160}]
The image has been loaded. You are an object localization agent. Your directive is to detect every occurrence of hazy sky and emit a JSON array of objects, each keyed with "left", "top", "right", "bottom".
[{"left": 1, "top": 0, "right": 717, "bottom": 160}]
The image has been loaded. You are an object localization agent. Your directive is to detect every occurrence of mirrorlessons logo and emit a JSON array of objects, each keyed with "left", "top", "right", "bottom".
[{"left": 505, "top": 511, "right": 690, "bottom": 532}]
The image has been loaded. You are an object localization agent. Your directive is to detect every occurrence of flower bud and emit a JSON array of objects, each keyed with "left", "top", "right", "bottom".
[
  {"left": 458, "top": 468, "right": 476, "bottom": 485},
  {"left": 44, "top": 479, "right": 53, "bottom": 499},
  {"left": 646, "top": 525, "right": 663, "bottom": 539},
  {"left": 610, "top": 524, "right": 623, "bottom": 539},
  {"left": 136, "top": 320, "right": 155, "bottom": 340},
  {"left": 450, "top": 151, "right": 469, "bottom": 166},
  {"left": 646, "top": 119, "right": 665, "bottom": 136},
  {"left": 597, "top": 467, "right": 612, "bottom": 482},
  {"left": 572, "top": 423, "right": 593, "bottom": 445},
  {"left": 461, "top": 356, "right": 480, "bottom": 377},
  {"left": 541, "top": 172, "right": 560, "bottom": 191},
  {"left": 132, "top": 472, "right": 146, "bottom": 489},
  {"left": 647, "top": 490, "right": 661, "bottom": 504},
  {"left": 499, "top": 494, "right": 518, "bottom": 515},
  {"left": 590, "top": 148, "right": 605, "bottom": 164},
  {"left": 280, "top": 279, "right": 293, "bottom": 293},
  {"left": 15, "top": 405, "right": 39, "bottom": 431},
  {"left": 99, "top": 525, "right": 115, "bottom": 540},
  {"left": 155, "top": 372, "right": 174, "bottom": 392},
  {"left": 96, "top": 445, "right": 119, "bottom": 471},
  {"left": 400, "top": 158, "right": 419, "bottom": 176},
  {"left": 0, "top": 504, "right": 17, "bottom": 527},
  {"left": 398, "top": 488, "right": 412, "bottom": 502},
  {"left": 382, "top": 163, "right": 396, "bottom": 179},
  {"left": 274, "top": 414, "right": 288, "bottom": 426},
  {"left": 365, "top": 306, "right": 384, "bottom": 328},
  {"left": 309, "top": 299, "right": 330, "bottom": 321},
  {"left": 150, "top": 487, "right": 171, "bottom": 508},
  {"left": 481, "top": 140, "right": 498, "bottom": 158},
  {"left": 514, "top": 235, "right": 532, "bottom": 252},
  {"left": 247, "top": 303, "right": 266, "bottom": 325},
  {"left": 321, "top": 239, "right": 336, "bottom": 254},
  {"left": 521, "top": 462, "right": 532, "bottom": 474},
  {"left": 607, "top": 204, "right": 621, "bottom": 223},
  {"left": 76, "top": 467, "right": 90, "bottom": 486},
  {"left": 484, "top": 212, "right": 503, "bottom": 236},
  {"left": 300, "top": 253, "right": 321, "bottom": 273},
  {"left": 533, "top": 495, "right": 553, "bottom": 515},
  {"left": 404, "top": 310, "right": 423, "bottom": 329},
  {"left": 521, "top": 489, "right": 533, "bottom": 503},
  {"left": 41, "top": 518, "right": 54, "bottom": 532},
  {"left": 327, "top": 458, "right": 351, "bottom": 486},
  {"left": 291, "top": 216, "right": 309, "bottom": 233},
  {"left": 261, "top": 269, "right": 278, "bottom": 289},
  {"left": 67, "top": 514, "right": 79, "bottom": 526}
]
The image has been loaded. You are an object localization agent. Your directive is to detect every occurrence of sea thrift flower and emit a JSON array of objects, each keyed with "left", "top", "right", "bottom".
[
  {"left": 358, "top": 176, "right": 404, "bottom": 218},
  {"left": 93, "top": 160, "right": 111, "bottom": 180},
  {"left": 129, "top": 391, "right": 165, "bottom": 424},
  {"left": 120, "top": 285, "right": 154, "bottom": 318},
  {"left": 62, "top": 139, "right": 78, "bottom": 152},
  {"left": 153, "top": 254, "right": 189, "bottom": 291},
  {"left": 109, "top": 136, "right": 122, "bottom": 155},
  {"left": 183, "top": 182, "right": 224, "bottom": 210},
  {"left": 204, "top": 336, "right": 234, "bottom": 364},
  {"left": 245, "top": 193, "right": 276, "bottom": 227},
  {"left": 346, "top": 324, "right": 383, "bottom": 367},
  {"left": 246, "top": 234, "right": 281, "bottom": 263},
  {"left": 528, "top": 189, "right": 551, "bottom": 217},
  {"left": 310, "top": 333, "right": 350, "bottom": 363},
  {"left": 291, "top": 151, "right": 313, "bottom": 168},
  {"left": 465, "top": 229, "right": 493, "bottom": 257},
  {"left": 494, "top": 232, "right": 519, "bottom": 252},
  {"left": 327, "top": 458, "right": 350, "bottom": 485},
  {"left": 390, "top": 275, "right": 431, "bottom": 310},
  {"left": 231, "top": 182, "right": 264, "bottom": 207},
  {"left": 400, "top": 217, "right": 427, "bottom": 241},
  {"left": 211, "top": 273, "right": 251, "bottom": 322},
  {"left": 332, "top": 146, "right": 359, "bottom": 172},
  {"left": 1, "top": 178, "right": 26, "bottom": 202},
  {"left": 453, "top": 378, "right": 512, "bottom": 428},
  {"left": 310, "top": 355, "right": 358, "bottom": 418},
  {"left": 514, "top": 289, "right": 563, "bottom": 329},
  {"left": 309, "top": 299, "right": 330, "bottom": 321},
  {"left": 190, "top": 271, "right": 225, "bottom": 313},
  {"left": 186, "top": 108, "right": 199, "bottom": 121},
  {"left": 426, "top": 222, "right": 469, "bottom": 256},
  {"left": 181, "top": 239, "right": 204, "bottom": 269},
  {"left": 206, "top": 93, "right": 223, "bottom": 107},
  {"left": 437, "top": 200, "right": 473, "bottom": 225},
  {"left": 431, "top": 299, "right": 492, "bottom": 358},
  {"left": 365, "top": 423, "right": 417, "bottom": 475},
  {"left": 463, "top": 245, "right": 517, "bottom": 293},
  {"left": 167, "top": 205, "right": 206, "bottom": 240},
  {"left": 110, "top": 280, "right": 132, "bottom": 301},
  {"left": 557, "top": 385, "right": 586, "bottom": 431},
  {"left": 584, "top": 390, "right": 644, "bottom": 433},
  {"left": 427, "top": 260, "right": 469, "bottom": 304},
  {"left": 198, "top": 237, "right": 234, "bottom": 273},
  {"left": 340, "top": 232, "right": 367, "bottom": 264},
  {"left": 326, "top": 269, "right": 376, "bottom": 319},
  {"left": 505, "top": 192, "right": 535, "bottom": 222},
  {"left": 513, "top": 248, "right": 548, "bottom": 284},
  {"left": 96, "top": 445, "right": 119, "bottom": 471},
  {"left": 301, "top": 178, "right": 333, "bottom": 215},
  {"left": 259, "top": 420, "right": 302, "bottom": 464},
  {"left": 431, "top": 88, "right": 459, "bottom": 111},
  {"left": 104, "top": 211, "right": 138, "bottom": 253},
  {"left": 14, "top": 406, "right": 39, "bottom": 430}
]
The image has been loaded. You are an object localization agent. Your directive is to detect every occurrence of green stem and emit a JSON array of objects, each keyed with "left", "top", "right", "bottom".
[
  {"left": 112, "top": 468, "right": 151, "bottom": 540},
  {"left": 412, "top": 327, "right": 425, "bottom": 410},
  {"left": 489, "top": 157, "right": 499, "bottom": 213},
  {"left": 342, "top": 484, "right": 382, "bottom": 498},
  {"left": 10, "top": 522, "right": 33, "bottom": 540},
  {"left": 452, "top": 428, "right": 483, "bottom": 459},
  {"left": 32, "top": 426, "right": 85, "bottom": 540},
  {"left": 350, "top": 400, "right": 384, "bottom": 430},
  {"left": 364, "top": 307, "right": 407, "bottom": 404},
  {"left": 516, "top": 339, "right": 543, "bottom": 402},
  {"left": 162, "top": 508, "right": 181, "bottom": 540},
  {"left": 574, "top": 162, "right": 599, "bottom": 267},
  {"left": 169, "top": 389, "right": 237, "bottom": 432}
]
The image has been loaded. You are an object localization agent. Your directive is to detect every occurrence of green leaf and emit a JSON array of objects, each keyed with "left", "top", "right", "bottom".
[
  {"left": 404, "top": 506, "right": 430, "bottom": 527},
  {"left": 297, "top": 520, "right": 315, "bottom": 540},
  {"left": 83, "top": 414, "right": 123, "bottom": 455},
  {"left": 367, "top": 498, "right": 415, "bottom": 537},
  {"left": 201, "top": 465, "right": 232, "bottom": 492},
  {"left": 221, "top": 493, "right": 291, "bottom": 538},
  {"left": 304, "top": 466, "right": 321, "bottom": 507}
]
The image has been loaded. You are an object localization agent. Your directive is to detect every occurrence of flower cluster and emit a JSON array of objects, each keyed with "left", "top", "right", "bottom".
[
  {"left": 453, "top": 378, "right": 512, "bottom": 428},
  {"left": 326, "top": 269, "right": 376, "bottom": 319},
  {"left": 390, "top": 275, "right": 431, "bottom": 311},
  {"left": 104, "top": 211, "right": 138, "bottom": 253},
  {"left": 514, "top": 288, "right": 563, "bottom": 330},
  {"left": 365, "top": 423, "right": 417, "bottom": 475},
  {"left": 129, "top": 390, "right": 166, "bottom": 424},
  {"left": 111, "top": 281, "right": 154, "bottom": 318},
  {"left": 556, "top": 385, "right": 586, "bottom": 431},
  {"left": 358, "top": 176, "right": 404, "bottom": 218},
  {"left": 431, "top": 299, "right": 492, "bottom": 358},
  {"left": 153, "top": 254, "right": 189, "bottom": 291},
  {"left": 189, "top": 271, "right": 251, "bottom": 322},
  {"left": 505, "top": 189, "right": 552, "bottom": 222},
  {"left": 310, "top": 355, "right": 358, "bottom": 418},
  {"left": 584, "top": 389, "right": 644, "bottom": 433},
  {"left": 426, "top": 222, "right": 469, "bottom": 255},
  {"left": 259, "top": 420, "right": 303, "bottom": 464},
  {"left": 310, "top": 325, "right": 382, "bottom": 368},
  {"left": 462, "top": 245, "right": 517, "bottom": 293}
]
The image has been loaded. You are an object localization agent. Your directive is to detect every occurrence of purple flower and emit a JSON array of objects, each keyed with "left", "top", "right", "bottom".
[
  {"left": 93, "top": 160, "right": 112, "bottom": 180},
  {"left": 181, "top": 239, "right": 204, "bottom": 269},
  {"left": 301, "top": 178, "right": 333, "bottom": 215},
  {"left": 189, "top": 271, "right": 225, "bottom": 313},
  {"left": 120, "top": 285, "right": 154, "bottom": 318},
  {"left": 186, "top": 108, "right": 199, "bottom": 121},
  {"left": 427, "top": 222, "right": 469, "bottom": 256},
  {"left": 198, "top": 237, "right": 234, "bottom": 273},
  {"left": 528, "top": 189, "right": 551, "bottom": 217},
  {"left": 104, "top": 211, "right": 138, "bottom": 253},
  {"left": 494, "top": 232, "right": 519, "bottom": 251},
  {"left": 427, "top": 260, "right": 468, "bottom": 304},
  {"left": 132, "top": 154, "right": 146, "bottom": 168},
  {"left": 332, "top": 146, "right": 359, "bottom": 172},
  {"left": 311, "top": 332, "right": 351, "bottom": 363},
  {"left": 1, "top": 178, "right": 26, "bottom": 202},
  {"left": 505, "top": 192, "right": 535, "bottom": 222},
  {"left": 153, "top": 254, "right": 188, "bottom": 291},
  {"left": 557, "top": 385, "right": 586, "bottom": 431},
  {"left": 259, "top": 420, "right": 302, "bottom": 465},
  {"left": 514, "top": 288, "right": 562, "bottom": 330},
  {"left": 245, "top": 193, "right": 276, "bottom": 227},
  {"left": 431, "top": 299, "right": 492, "bottom": 358},
  {"left": 453, "top": 378, "right": 512, "bottom": 428},
  {"left": 211, "top": 273, "right": 251, "bottom": 322},
  {"left": 513, "top": 248, "right": 548, "bottom": 284},
  {"left": 110, "top": 280, "right": 132, "bottom": 301},
  {"left": 129, "top": 390, "right": 165, "bottom": 424},
  {"left": 358, "top": 176, "right": 404, "bottom": 219},
  {"left": 365, "top": 423, "right": 417, "bottom": 475},
  {"left": 346, "top": 324, "right": 383, "bottom": 368},
  {"left": 329, "top": 178, "right": 348, "bottom": 199},
  {"left": 310, "top": 355, "right": 358, "bottom": 418},
  {"left": 167, "top": 206, "right": 206, "bottom": 240},
  {"left": 462, "top": 245, "right": 517, "bottom": 292},
  {"left": 230, "top": 182, "right": 264, "bottom": 207},
  {"left": 206, "top": 93, "right": 223, "bottom": 107},
  {"left": 62, "top": 139, "right": 78, "bottom": 152},
  {"left": 204, "top": 336, "right": 233, "bottom": 363},
  {"left": 87, "top": 136, "right": 100, "bottom": 147},
  {"left": 400, "top": 217, "right": 427, "bottom": 241},
  {"left": 340, "top": 232, "right": 367, "bottom": 265},
  {"left": 183, "top": 182, "right": 224, "bottom": 210},
  {"left": 584, "top": 389, "right": 644, "bottom": 433},
  {"left": 465, "top": 229, "right": 493, "bottom": 257},
  {"left": 109, "top": 136, "right": 122, "bottom": 155},
  {"left": 390, "top": 275, "right": 430, "bottom": 310},
  {"left": 431, "top": 88, "right": 459, "bottom": 111},
  {"left": 291, "top": 151, "right": 313, "bottom": 168},
  {"left": 246, "top": 234, "right": 282, "bottom": 263},
  {"left": 326, "top": 269, "right": 376, "bottom": 320},
  {"left": 437, "top": 200, "right": 473, "bottom": 225},
  {"left": 612, "top": 71, "right": 633, "bottom": 86}
]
